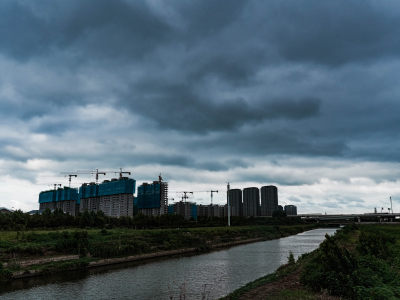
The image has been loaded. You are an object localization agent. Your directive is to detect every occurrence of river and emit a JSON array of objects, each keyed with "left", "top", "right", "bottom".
[{"left": 0, "top": 228, "right": 337, "bottom": 299}]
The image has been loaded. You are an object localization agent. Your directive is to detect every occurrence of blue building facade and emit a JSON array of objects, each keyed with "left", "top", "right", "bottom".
[
  {"left": 39, "top": 177, "right": 136, "bottom": 218},
  {"left": 168, "top": 201, "right": 197, "bottom": 220},
  {"left": 79, "top": 177, "right": 136, "bottom": 217},
  {"left": 39, "top": 187, "right": 79, "bottom": 216},
  {"left": 136, "top": 180, "right": 168, "bottom": 216}
]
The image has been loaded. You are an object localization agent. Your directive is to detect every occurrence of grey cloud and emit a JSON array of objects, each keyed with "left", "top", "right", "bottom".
[
  {"left": 257, "top": 1, "right": 400, "bottom": 66},
  {"left": 225, "top": 159, "right": 252, "bottom": 169},
  {"left": 192, "top": 126, "right": 347, "bottom": 157},
  {"left": 288, "top": 196, "right": 302, "bottom": 203},
  {"left": 236, "top": 172, "right": 314, "bottom": 186},
  {"left": 1, "top": 0, "right": 400, "bottom": 212},
  {"left": 0, "top": 0, "right": 172, "bottom": 61},
  {"left": 324, "top": 202, "right": 342, "bottom": 209},
  {"left": 127, "top": 82, "right": 321, "bottom": 133}
]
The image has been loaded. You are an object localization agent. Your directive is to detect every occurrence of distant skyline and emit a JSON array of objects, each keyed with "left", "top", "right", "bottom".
[{"left": 1, "top": 0, "right": 400, "bottom": 213}]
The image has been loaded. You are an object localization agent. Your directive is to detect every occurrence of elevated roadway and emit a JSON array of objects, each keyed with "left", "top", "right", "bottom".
[{"left": 298, "top": 213, "right": 400, "bottom": 222}]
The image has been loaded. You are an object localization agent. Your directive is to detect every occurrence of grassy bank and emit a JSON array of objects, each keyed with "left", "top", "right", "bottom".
[
  {"left": 0, "top": 224, "right": 316, "bottom": 281},
  {"left": 223, "top": 224, "right": 400, "bottom": 300}
]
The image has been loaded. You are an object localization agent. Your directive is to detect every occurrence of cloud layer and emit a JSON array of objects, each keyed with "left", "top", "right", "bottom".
[{"left": 0, "top": 0, "right": 399, "bottom": 212}]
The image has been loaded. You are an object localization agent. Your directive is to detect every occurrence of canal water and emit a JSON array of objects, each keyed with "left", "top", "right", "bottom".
[{"left": 0, "top": 228, "right": 336, "bottom": 299}]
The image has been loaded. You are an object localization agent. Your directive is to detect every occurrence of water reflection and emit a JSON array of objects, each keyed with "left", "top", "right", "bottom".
[{"left": 0, "top": 228, "right": 336, "bottom": 300}]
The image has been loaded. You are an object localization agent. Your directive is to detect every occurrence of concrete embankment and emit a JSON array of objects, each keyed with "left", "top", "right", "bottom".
[
  {"left": 12, "top": 237, "right": 266, "bottom": 280},
  {"left": 88, "top": 237, "right": 264, "bottom": 268}
]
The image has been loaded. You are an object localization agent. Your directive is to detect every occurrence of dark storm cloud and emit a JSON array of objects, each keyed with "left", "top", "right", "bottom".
[
  {"left": 262, "top": 1, "right": 400, "bottom": 66},
  {"left": 190, "top": 126, "right": 347, "bottom": 157},
  {"left": 0, "top": 0, "right": 400, "bottom": 189},
  {"left": 0, "top": 0, "right": 172, "bottom": 61},
  {"left": 2, "top": 0, "right": 400, "bottom": 66},
  {"left": 238, "top": 173, "right": 311, "bottom": 186},
  {"left": 128, "top": 82, "right": 321, "bottom": 133}
]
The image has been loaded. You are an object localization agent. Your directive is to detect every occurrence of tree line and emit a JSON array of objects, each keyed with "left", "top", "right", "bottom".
[{"left": 0, "top": 209, "right": 306, "bottom": 230}]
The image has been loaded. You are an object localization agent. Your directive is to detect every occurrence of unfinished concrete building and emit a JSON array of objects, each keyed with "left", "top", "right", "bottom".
[
  {"left": 136, "top": 177, "right": 168, "bottom": 216},
  {"left": 39, "top": 187, "right": 79, "bottom": 216},
  {"left": 79, "top": 177, "right": 136, "bottom": 218}
]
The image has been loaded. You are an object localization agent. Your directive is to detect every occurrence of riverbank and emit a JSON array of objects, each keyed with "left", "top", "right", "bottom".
[
  {"left": 11, "top": 237, "right": 266, "bottom": 280},
  {"left": 222, "top": 224, "right": 400, "bottom": 299},
  {"left": 0, "top": 224, "right": 317, "bottom": 282}
]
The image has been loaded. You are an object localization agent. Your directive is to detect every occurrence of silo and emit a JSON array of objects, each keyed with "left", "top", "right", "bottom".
[
  {"left": 243, "top": 187, "right": 259, "bottom": 217},
  {"left": 260, "top": 185, "right": 278, "bottom": 216},
  {"left": 228, "top": 189, "right": 243, "bottom": 217}
]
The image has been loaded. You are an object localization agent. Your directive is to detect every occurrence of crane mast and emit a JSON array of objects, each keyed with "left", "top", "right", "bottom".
[
  {"left": 67, "top": 174, "right": 77, "bottom": 187},
  {"left": 210, "top": 190, "right": 218, "bottom": 205}
]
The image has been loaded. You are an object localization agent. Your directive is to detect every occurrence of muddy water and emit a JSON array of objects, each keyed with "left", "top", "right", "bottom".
[{"left": 0, "top": 228, "right": 336, "bottom": 300}]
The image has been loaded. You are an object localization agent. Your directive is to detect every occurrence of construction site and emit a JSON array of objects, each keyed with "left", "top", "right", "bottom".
[{"left": 38, "top": 169, "right": 295, "bottom": 219}]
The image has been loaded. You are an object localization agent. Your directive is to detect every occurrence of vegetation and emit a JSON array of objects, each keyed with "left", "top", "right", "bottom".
[
  {"left": 224, "top": 224, "right": 400, "bottom": 300},
  {"left": 287, "top": 251, "right": 295, "bottom": 265},
  {"left": 0, "top": 224, "right": 316, "bottom": 281},
  {"left": 0, "top": 209, "right": 307, "bottom": 231},
  {"left": 301, "top": 224, "right": 400, "bottom": 299},
  {"left": 220, "top": 257, "right": 300, "bottom": 300}
]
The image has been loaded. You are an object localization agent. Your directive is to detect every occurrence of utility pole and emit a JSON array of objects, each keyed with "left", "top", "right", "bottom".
[
  {"left": 53, "top": 183, "right": 62, "bottom": 190},
  {"left": 390, "top": 196, "right": 393, "bottom": 214},
  {"left": 227, "top": 182, "right": 230, "bottom": 227},
  {"left": 210, "top": 190, "right": 218, "bottom": 205}
]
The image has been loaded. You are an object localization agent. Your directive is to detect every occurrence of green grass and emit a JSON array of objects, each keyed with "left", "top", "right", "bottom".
[
  {"left": 269, "top": 289, "right": 317, "bottom": 300},
  {"left": 0, "top": 224, "right": 316, "bottom": 258},
  {"left": 220, "top": 273, "right": 277, "bottom": 299},
  {"left": 220, "top": 262, "right": 299, "bottom": 299},
  {"left": 222, "top": 224, "right": 373, "bottom": 300},
  {"left": 27, "top": 257, "right": 93, "bottom": 272},
  {"left": 0, "top": 224, "right": 317, "bottom": 281}
]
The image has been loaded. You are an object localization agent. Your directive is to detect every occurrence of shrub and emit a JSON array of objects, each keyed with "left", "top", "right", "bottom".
[
  {"left": 287, "top": 251, "right": 295, "bottom": 265},
  {"left": 357, "top": 231, "right": 395, "bottom": 258},
  {"left": 0, "top": 269, "right": 12, "bottom": 282},
  {"left": 300, "top": 234, "right": 357, "bottom": 298}
]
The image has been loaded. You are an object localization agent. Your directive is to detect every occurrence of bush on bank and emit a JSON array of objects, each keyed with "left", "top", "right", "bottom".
[{"left": 300, "top": 225, "right": 400, "bottom": 299}]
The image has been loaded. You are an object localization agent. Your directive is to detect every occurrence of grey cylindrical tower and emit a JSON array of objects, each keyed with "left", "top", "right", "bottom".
[
  {"left": 228, "top": 189, "right": 242, "bottom": 217},
  {"left": 260, "top": 185, "right": 278, "bottom": 216},
  {"left": 243, "top": 187, "right": 259, "bottom": 217}
]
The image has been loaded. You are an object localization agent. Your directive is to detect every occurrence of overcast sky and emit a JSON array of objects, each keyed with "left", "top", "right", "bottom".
[{"left": 1, "top": 0, "right": 400, "bottom": 213}]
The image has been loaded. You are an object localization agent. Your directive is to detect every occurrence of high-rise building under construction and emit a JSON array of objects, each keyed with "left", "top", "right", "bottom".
[
  {"left": 39, "top": 187, "right": 80, "bottom": 216},
  {"left": 78, "top": 177, "right": 136, "bottom": 218},
  {"left": 136, "top": 176, "right": 168, "bottom": 216}
]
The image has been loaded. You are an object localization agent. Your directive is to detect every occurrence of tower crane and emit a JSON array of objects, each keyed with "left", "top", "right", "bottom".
[
  {"left": 181, "top": 190, "right": 219, "bottom": 205},
  {"left": 210, "top": 190, "right": 218, "bottom": 205},
  {"left": 61, "top": 169, "right": 107, "bottom": 184},
  {"left": 92, "top": 169, "right": 106, "bottom": 183},
  {"left": 62, "top": 168, "right": 133, "bottom": 185},
  {"left": 53, "top": 183, "right": 62, "bottom": 190},
  {"left": 115, "top": 168, "right": 131, "bottom": 179},
  {"left": 66, "top": 174, "right": 77, "bottom": 187},
  {"left": 179, "top": 191, "right": 193, "bottom": 202}
]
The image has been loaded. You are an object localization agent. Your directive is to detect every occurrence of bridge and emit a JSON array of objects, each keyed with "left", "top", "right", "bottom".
[{"left": 297, "top": 213, "right": 400, "bottom": 222}]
